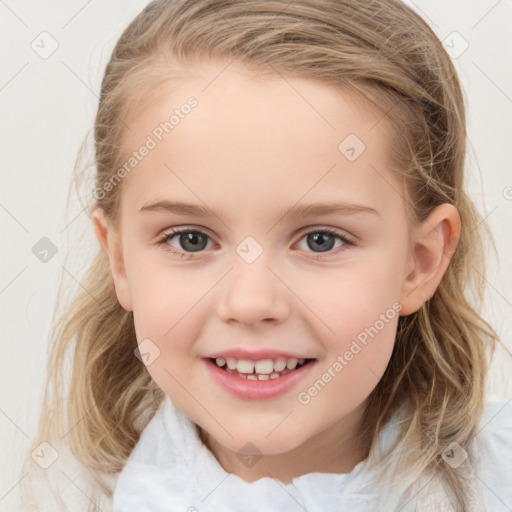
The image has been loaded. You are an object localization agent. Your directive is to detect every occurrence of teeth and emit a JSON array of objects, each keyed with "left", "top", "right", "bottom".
[
  {"left": 273, "top": 357, "right": 287, "bottom": 372},
  {"left": 254, "top": 359, "right": 274, "bottom": 374},
  {"left": 226, "top": 357, "right": 237, "bottom": 370},
  {"left": 236, "top": 359, "right": 254, "bottom": 374},
  {"left": 286, "top": 358, "right": 298, "bottom": 370},
  {"left": 213, "top": 355, "right": 310, "bottom": 378}
]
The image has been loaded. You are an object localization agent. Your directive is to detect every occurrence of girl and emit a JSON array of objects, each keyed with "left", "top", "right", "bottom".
[{"left": 19, "top": 0, "right": 512, "bottom": 511}]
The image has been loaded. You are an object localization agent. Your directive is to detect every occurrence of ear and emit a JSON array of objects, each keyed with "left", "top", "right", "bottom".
[
  {"left": 399, "top": 203, "right": 461, "bottom": 316},
  {"left": 91, "top": 208, "right": 133, "bottom": 312}
]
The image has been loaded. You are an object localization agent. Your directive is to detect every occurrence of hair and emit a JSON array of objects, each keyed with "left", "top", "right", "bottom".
[{"left": 21, "top": 0, "right": 505, "bottom": 510}]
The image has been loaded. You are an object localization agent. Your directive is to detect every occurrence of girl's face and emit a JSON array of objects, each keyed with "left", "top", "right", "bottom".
[{"left": 96, "top": 61, "right": 451, "bottom": 479}]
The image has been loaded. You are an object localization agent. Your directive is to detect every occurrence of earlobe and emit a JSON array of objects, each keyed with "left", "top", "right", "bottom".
[
  {"left": 399, "top": 204, "right": 461, "bottom": 316},
  {"left": 91, "top": 208, "right": 133, "bottom": 312}
]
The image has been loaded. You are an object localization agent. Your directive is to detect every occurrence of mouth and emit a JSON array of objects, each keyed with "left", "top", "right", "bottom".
[
  {"left": 203, "top": 355, "right": 317, "bottom": 400},
  {"left": 208, "top": 356, "right": 316, "bottom": 380}
]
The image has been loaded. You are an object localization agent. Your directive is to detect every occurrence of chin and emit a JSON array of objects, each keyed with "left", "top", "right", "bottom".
[{"left": 211, "top": 427, "right": 306, "bottom": 457}]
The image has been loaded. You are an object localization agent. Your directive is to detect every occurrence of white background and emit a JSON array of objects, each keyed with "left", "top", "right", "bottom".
[{"left": 1, "top": 0, "right": 511, "bottom": 508}]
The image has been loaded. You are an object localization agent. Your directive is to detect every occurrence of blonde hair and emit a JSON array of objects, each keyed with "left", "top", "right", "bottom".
[{"left": 22, "top": 0, "right": 504, "bottom": 510}]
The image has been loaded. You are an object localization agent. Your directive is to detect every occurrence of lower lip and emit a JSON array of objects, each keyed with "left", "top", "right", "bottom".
[{"left": 203, "top": 358, "right": 316, "bottom": 401}]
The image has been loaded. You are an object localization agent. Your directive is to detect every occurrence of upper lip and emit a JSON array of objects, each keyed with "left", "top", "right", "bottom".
[{"left": 205, "top": 349, "right": 315, "bottom": 360}]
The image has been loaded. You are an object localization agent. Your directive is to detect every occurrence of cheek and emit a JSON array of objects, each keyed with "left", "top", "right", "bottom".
[
  {"left": 286, "top": 248, "right": 403, "bottom": 388},
  {"left": 127, "top": 254, "right": 202, "bottom": 331},
  {"left": 297, "top": 304, "right": 398, "bottom": 416},
  {"left": 131, "top": 293, "right": 213, "bottom": 428},
  {"left": 129, "top": 275, "right": 206, "bottom": 413},
  {"left": 290, "top": 260, "right": 403, "bottom": 343}
]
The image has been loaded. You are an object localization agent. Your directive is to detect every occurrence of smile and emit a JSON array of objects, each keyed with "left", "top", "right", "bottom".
[
  {"left": 211, "top": 356, "right": 311, "bottom": 380},
  {"left": 203, "top": 356, "right": 317, "bottom": 400}
]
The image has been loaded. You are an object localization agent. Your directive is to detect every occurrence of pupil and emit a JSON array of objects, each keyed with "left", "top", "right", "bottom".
[
  {"left": 308, "top": 233, "right": 334, "bottom": 252},
  {"left": 181, "top": 232, "right": 207, "bottom": 252}
]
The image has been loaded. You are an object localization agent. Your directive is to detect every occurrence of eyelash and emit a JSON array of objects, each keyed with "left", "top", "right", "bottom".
[{"left": 157, "top": 226, "right": 356, "bottom": 260}]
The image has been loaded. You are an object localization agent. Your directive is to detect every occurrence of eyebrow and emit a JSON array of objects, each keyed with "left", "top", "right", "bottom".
[{"left": 140, "top": 200, "right": 379, "bottom": 219}]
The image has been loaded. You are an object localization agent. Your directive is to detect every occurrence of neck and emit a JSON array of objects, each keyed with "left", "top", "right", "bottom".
[{"left": 198, "top": 399, "right": 371, "bottom": 484}]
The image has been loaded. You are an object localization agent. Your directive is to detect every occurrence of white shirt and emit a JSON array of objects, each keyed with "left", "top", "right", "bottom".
[
  {"left": 15, "top": 394, "right": 512, "bottom": 511},
  {"left": 111, "top": 394, "right": 512, "bottom": 512}
]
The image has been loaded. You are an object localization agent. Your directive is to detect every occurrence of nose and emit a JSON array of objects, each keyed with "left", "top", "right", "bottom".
[{"left": 216, "top": 256, "right": 291, "bottom": 328}]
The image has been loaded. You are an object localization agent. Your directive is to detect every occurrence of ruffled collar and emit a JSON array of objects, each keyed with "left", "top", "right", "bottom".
[{"left": 112, "top": 395, "right": 418, "bottom": 512}]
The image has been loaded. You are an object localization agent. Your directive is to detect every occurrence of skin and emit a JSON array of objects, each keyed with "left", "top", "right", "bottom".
[{"left": 93, "top": 60, "right": 460, "bottom": 483}]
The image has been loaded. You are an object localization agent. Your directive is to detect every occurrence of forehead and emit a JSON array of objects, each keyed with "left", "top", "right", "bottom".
[{"left": 118, "top": 61, "right": 403, "bottom": 221}]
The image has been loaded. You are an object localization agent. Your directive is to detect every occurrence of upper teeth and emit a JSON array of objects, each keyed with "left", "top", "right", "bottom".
[{"left": 215, "top": 357, "right": 305, "bottom": 374}]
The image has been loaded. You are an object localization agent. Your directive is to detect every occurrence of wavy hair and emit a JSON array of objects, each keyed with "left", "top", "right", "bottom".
[{"left": 21, "top": 1, "right": 504, "bottom": 510}]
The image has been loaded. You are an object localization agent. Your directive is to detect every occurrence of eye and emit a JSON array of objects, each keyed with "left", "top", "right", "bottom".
[
  {"left": 295, "top": 227, "right": 355, "bottom": 260},
  {"left": 157, "top": 226, "right": 356, "bottom": 259},
  {"left": 157, "top": 227, "right": 214, "bottom": 259}
]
